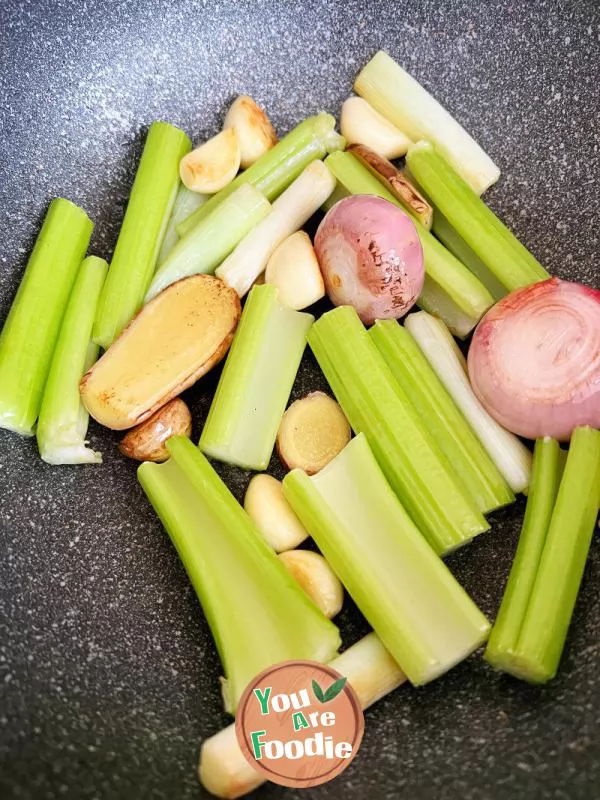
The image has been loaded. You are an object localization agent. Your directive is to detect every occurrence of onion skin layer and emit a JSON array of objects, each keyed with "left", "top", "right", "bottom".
[
  {"left": 314, "top": 195, "right": 424, "bottom": 325},
  {"left": 468, "top": 278, "right": 600, "bottom": 441}
]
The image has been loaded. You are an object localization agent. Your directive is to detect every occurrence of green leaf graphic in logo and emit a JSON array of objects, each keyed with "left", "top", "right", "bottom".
[
  {"left": 312, "top": 679, "right": 326, "bottom": 703},
  {"left": 312, "top": 676, "right": 347, "bottom": 703}
]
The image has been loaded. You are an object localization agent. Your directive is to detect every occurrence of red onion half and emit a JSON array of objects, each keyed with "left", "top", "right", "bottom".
[
  {"left": 314, "top": 195, "right": 424, "bottom": 325},
  {"left": 468, "top": 278, "right": 600, "bottom": 441}
]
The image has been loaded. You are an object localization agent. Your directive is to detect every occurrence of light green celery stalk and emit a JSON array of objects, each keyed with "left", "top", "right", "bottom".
[
  {"left": 36, "top": 256, "right": 107, "bottom": 464},
  {"left": 0, "top": 198, "right": 93, "bottom": 436},
  {"left": 406, "top": 141, "right": 550, "bottom": 295},
  {"left": 139, "top": 436, "right": 340, "bottom": 712},
  {"left": 200, "top": 284, "right": 313, "bottom": 471},
  {"left": 491, "top": 428, "right": 600, "bottom": 683},
  {"left": 354, "top": 50, "right": 500, "bottom": 194},
  {"left": 157, "top": 185, "right": 208, "bottom": 266},
  {"left": 177, "top": 114, "right": 345, "bottom": 237},
  {"left": 485, "top": 438, "right": 562, "bottom": 672},
  {"left": 146, "top": 184, "right": 270, "bottom": 301},
  {"left": 370, "top": 320, "right": 514, "bottom": 514},
  {"left": 283, "top": 434, "right": 490, "bottom": 684},
  {"left": 93, "top": 121, "right": 191, "bottom": 349},
  {"left": 324, "top": 151, "right": 494, "bottom": 338},
  {"left": 308, "top": 306, "right": 488, "bottom": 555}
]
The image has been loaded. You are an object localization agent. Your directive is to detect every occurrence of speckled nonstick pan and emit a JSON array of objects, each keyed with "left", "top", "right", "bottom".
[{"left": 0, "top": 1, "right": 598, "bottom": 798}]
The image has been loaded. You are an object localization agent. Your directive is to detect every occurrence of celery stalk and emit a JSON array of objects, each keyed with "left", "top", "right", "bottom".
[
  {"left": 405, "top": 311, "right": 532, "bottom": 494},
  {"left": 93, "top": 122, "right": 191, "bottom": 349},
  {"left": 0, "top": 198, "right": 93, "bottom": 436},
  {"left": 309, "top": 306, "right": 489, "bottom": 555},
  {"left": 157, "top": 185, "right": 208, "bottom": 266},
  {"left": 139, "top": 437, "right": 340, "bottom": 712},
  {"left": 485, "top": 438, "right": 562, "bottom": 672},
  {"left": 283, "top": 434, "right": 490, "bottom": 684},
  {"left": 36, "top": 256, "right": 107, "bottom": 464},
  {"left": 406, "top": 141, "right": 550, "bottom": 294},
  {"left": 145, "top": 184, "right": 271, "bottom": 301},
  {"left": 177, "top": 114, "right": 345, "bottom": 237},
  {"left": 199, "top": 284, "right": 313, "bottom": 471},
  {"left": 324, "top": 151, "right": 494, "bottom": 338},
  {"left": 354, "top": 51, "right": 500, "bottom": 194},
  {"left": 496, "top": 428, "right": 600, "bottom": 683},
  {"left": 370, "top": 320, "right": 514, "bottom": 514}
]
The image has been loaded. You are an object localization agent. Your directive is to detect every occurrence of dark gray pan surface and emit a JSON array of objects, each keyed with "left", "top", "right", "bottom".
[{"left": 0, "top": 1, "right": 598, "bottom": 798}]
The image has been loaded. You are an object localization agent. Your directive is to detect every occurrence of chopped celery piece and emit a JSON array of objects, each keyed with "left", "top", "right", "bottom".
[
  {"left": 138, "top": 436, "right": 340, "bottom": 713},
  {"left": 177, "top": 113, "right": 345, "bottom": 237},
  {"left": 157, "top": 185, "right": 208, "bottom": 266},
  {"left": 324, "top": 151, "right": 494, "bottom": 338},
  {"left": 145, "top": 184, "right": 270, "bottom": 301},
  {"left": 36, "top": 256, "right": 107, "bottom": 464},
  {"left": 406, "top": 141, "right": 550, "bottom": 294},
  {"left": 199, "top": 284, "right": 313, "bottom": 471},
  {"left": 490, "top": 427, "right": 600, "bottom": 683},
  {"left": 430, "top": 204, "right": 507, "bottom": 301},
  {"left": 370, "top": 320, "right": 514, "bottom": 514},
  {"left": 405, "top": 311, "right": 532, "bottom": 494},
  {"left": 93, "top": 121, "right": 191, "bottom": 349},
  {"left": 283, "top": 434, "right": 490, "bottom": 684},
  {"left": 309, "top": 306, "right": 488, "bottom": 555},
  {"left": 354, "top": 51, "right": 500, "bottom": 194},
  {"left": 485, "top": 438, "right": 562, "bottom": 672},
  {"left": 0, "top": 198, "right": 93, "bottom": 436}
]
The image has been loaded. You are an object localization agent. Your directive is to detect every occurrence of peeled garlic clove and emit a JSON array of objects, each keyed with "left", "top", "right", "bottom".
[
  {"left": 224, "top": 95, "right": 278, "bottom": 169},
  {"left": 119, "top": 397, "right": 192, "bottom": 462},
  {"left": 340, "top": 96, "right": 412, "bottom": 160},
  {"left": 180, "top": 129, "right": 241, "bottom": 194},
  {"left": 278, "top": 549, "right": 344, "bottom": 619},
  {"left": 244, "top": 473, "right": 309, "bottom": 552},
  {"left": 264, "top": 231, "right": 324, "bottom": 310}
]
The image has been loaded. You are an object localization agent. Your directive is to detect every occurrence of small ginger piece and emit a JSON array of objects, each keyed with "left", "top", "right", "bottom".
[{"left": 277, "top": 391, "right": 351, "bottom": 474}]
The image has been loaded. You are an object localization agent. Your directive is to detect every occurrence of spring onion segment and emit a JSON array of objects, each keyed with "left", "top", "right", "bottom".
[
  {"left": 405, "top": 311, "right": 532, "bottom": 494},
  {"left": 158, "top": 185, "right": 209, "bottom": 266},
  {"left": 216, "top": 160, "right": 335, "bottom": 296},
  {"left": 370, "top": 321, "right": 514, "bottom": 514},
  {"left": 145, "top": 184, "right": 270, "bottom": 301},
  {"left": 138, "top": 436, "right": 341, "bottom": 713},
  {"left": 200, "top": 284, "right": 313, "bottom": 471},
  {"left": 198, "top": 632, "right": 405, "bottom": 799},
  {"left": 406, "top": 141, "right": 550, "bottom": 295},
  {"left": 0, "top": 198, "right": 93, "bottom": 436},
  {"left": 324, "top": 151, "right": 494, "bottom": 337},
  {"left": 486, "top": 428, "right": 600, "bottom": 682},
  {"left": 309, "top": 306, "right": 488, "bottom": 554},
  {"left": 36, "top": 256, "right": 107, "bottom": 464},
  {"left": 93, "top": 121, "right": 191, "bottom": 349},
  {"left": 354, "top": 51, "right": 500, "bottom": 194},
  {"left": 177, "top": 113, "right": 344, "bottom": 237},
  {"left": 468, "top": 279, "right": 600, "bottom": 441},
  {"left": 284, "top": 434, "right": 490, "bottom": 683}
]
